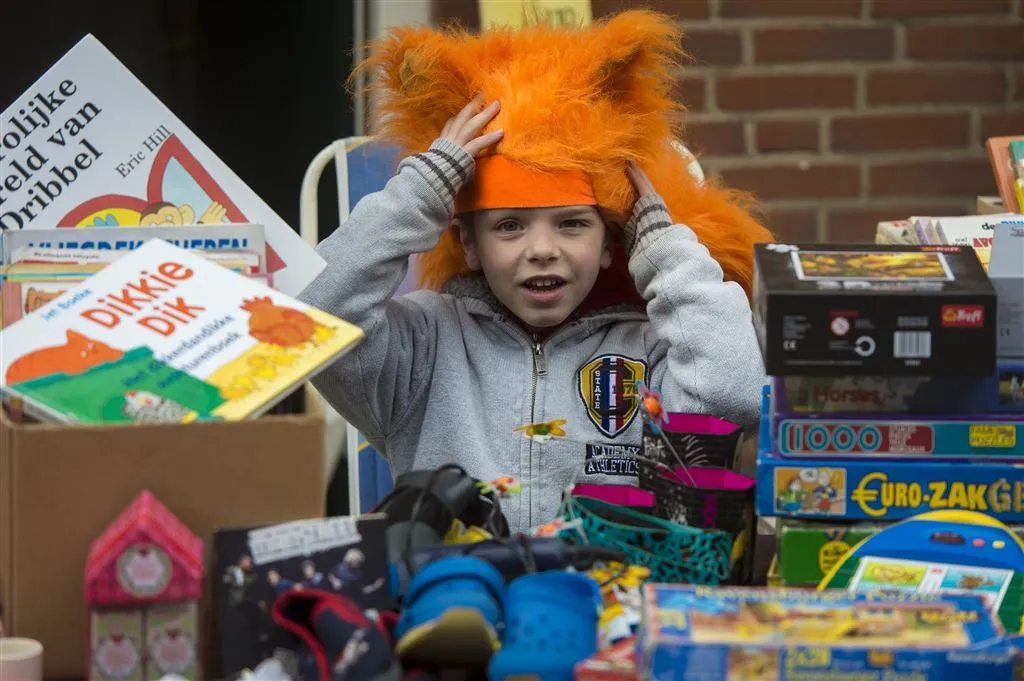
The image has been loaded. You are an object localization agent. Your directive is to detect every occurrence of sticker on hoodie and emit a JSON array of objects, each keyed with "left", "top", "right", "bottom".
[{"left": 577, "top": 354, "right": 647, "bottom": 438}]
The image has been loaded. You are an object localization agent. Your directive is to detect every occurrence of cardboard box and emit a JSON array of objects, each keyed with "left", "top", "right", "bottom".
[
  {"left": 752, "top": 243, "right": 998, "bottom": 376},
  {"left": 0, "top": 385, "right": 326, "bottom": 680}
]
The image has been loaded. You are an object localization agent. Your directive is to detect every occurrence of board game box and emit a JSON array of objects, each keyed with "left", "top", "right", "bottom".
[
  {"left": 637, "top": 585, "right": 1017, "bottom": 681},
  {"left": 752, "top": 243, "right": 998, "bottom": 376},
  {"left": 770, "top": 385, "right": 1024, "bottom": 458},
  {"left": 757, "top": 446, "right": 1024, "bottom": 522},
  {"left": 774, "top": 360, "right": 1024, "bottom": 415}
]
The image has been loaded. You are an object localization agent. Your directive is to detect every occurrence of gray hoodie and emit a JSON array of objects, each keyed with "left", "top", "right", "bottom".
[{"left": 299, "top": 139, "right": 767, "bottom": 532}]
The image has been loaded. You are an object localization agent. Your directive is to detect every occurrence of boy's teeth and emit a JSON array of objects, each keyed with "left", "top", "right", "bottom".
[{"left": 527, "top": 278, "right": 562, "bottom": 289}]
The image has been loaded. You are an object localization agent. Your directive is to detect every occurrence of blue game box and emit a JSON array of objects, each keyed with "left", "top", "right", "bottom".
[{"left": 637, "top": 585, "right": 1018, "bottom": 681}]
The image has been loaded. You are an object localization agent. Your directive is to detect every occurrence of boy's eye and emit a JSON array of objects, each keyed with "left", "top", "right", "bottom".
[
  {"left": 560, "top": 219, "right": 590, "bottom": 229},
  {"left": 494, "top": 220, "right": 522, "bottom": 233}
]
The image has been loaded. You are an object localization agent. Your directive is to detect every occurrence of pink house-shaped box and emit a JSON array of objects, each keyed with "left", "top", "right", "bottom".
[{"left": 85, "top": 490, "right": 204, "bottom": 681}]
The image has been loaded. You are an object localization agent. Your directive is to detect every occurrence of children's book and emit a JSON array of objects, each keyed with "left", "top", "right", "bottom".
[
  {"left": 930, "top": 213, "right": 1019, "bottom": 271},
  {"left": 0, "top": 239, "right": 363, "bottom": 424},
  {"left": 1, "top": 224, "right": 267, "bottom": 266},
  {"left": 987, "top": 136, "right": 1024, "bottom": 213},
  {"left": 213, "top": 514, "right": 391, "bottom": 678},
  {"left": 0, "top": 34, "right": 324, "bottom": 297}
]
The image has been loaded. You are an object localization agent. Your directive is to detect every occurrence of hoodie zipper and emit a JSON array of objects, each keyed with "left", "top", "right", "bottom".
[{"left": 527, "top": 335, "right": 548, "bottom": 528}]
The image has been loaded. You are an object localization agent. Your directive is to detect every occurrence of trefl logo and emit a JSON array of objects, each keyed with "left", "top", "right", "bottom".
[{"left": 941, "top": 305, "right": 985, "bottom": 327}]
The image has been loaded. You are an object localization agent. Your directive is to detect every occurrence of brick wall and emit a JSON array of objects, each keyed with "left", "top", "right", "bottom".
[{"left": 433, "top": 0, "right": 1024, "bottom": 242}]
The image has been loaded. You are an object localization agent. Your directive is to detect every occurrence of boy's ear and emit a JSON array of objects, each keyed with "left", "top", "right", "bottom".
[
  {"left": 452, "top": 216, "right": 482, "bottom": 271},
  {"left": 600, "top": 238, "right": 613, "bottom": 269}
]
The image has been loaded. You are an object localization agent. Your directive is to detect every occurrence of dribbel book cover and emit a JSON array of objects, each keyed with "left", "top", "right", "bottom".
[
  {"left": 0, "top": 239, "right": 363, "bottom": 424},
  {"left": 0, "top": 33, "right": 325, "bottom": 297}
]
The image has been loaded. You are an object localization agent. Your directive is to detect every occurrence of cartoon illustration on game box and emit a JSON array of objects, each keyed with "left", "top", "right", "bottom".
[
  {"left": 727, "top": 648, "right": 779, "bottom": 681},
  {"left": 792, "top": 250, "right": 954, "bottom": 281},
  {"left": 774, "top": 468, "right": 847, "bottom": 516},
  {"left": 687, "top": 599, "right": 969, "bottom": 648}
]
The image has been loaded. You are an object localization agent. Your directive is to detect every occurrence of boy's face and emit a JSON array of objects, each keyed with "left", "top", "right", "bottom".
[{"left": 457, "top": 205, "right": 612, "bottom": 330}]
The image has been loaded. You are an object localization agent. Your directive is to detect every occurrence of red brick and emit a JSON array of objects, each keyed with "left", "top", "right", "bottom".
[
  {"left": 721, "top": 0, "right": 861, "bottom": 18},
  {"left": 981, "top": 110, "right": 1024, "bottom": 140},
  {"left": 720, "top": 164, "right": 860, "bottom": 200},
  {"left": 869, "top": 158, "right": 996, "bottom": 197},
  {"left": 674, "top": 76, "right": 707, "bottom": 111},
  {"left": 827, "top": 203, "right": 974, "bottom": 242},
  {"left": 906, "top": 24, "right": 1024, "bottom": 61},
  {"left": 717, "top": 74, "right": 857, "bottom": 111},
  {"left": 754, "top": 27, "right": 894, "bottom": 64},
  {"left": 684, "top": 29, "right": 743, "bottom": 66},
  {"left": 872, "top": 0, "right": 1010, "bottom": 17},
  {"left": 763, "top": 208, "right": 819, "bottom": 242},
  {"left": 756, "top": 120, "right": 819, "bottom": 152},
  {"left": 867, "top": 68, "right": 1006, "bottom": 106},
  {"left": 684, "top": 121, "right": 746, "bottom": 156},
  {"left": 831, "top": 113, "right": 970, "bottom": 153},
  {"left": 592, "top": 0, "right": 709, "bottom": 19}
]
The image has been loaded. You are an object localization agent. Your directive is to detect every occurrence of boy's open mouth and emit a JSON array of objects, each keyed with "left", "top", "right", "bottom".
[{"left": 521, "top": 276, "right": 567, "bottom": 292}]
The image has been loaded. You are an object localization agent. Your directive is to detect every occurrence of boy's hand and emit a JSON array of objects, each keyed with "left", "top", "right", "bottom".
[
  {"left": 439, "top": 96, "right": 504, "bottom": 157},
  {"left": 626, "top": 161, "right": 658, "bottom": 197}
]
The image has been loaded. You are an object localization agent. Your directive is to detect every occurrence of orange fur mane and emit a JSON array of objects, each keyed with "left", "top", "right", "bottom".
[{"left": 352, "top": 10, "right": 775, "bottom": 297}]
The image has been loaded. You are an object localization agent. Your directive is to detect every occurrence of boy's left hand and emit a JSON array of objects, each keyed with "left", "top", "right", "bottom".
[{"left": 627, "top": 161, "right": 657, "bottom": 197}]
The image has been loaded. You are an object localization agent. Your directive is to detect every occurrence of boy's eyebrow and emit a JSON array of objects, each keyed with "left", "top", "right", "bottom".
[{"left": 550, "top": 207, "right": 596, "bottom": 219}]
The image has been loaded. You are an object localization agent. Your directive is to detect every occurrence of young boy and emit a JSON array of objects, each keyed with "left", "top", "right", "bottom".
[{"left": 299, "top": 15, "right": 769, "bottom": 533}]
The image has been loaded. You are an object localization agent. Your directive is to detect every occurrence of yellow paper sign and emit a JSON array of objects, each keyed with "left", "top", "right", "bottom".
[{"left": 478, "top": 0, "right": 592, "bottom": 29}]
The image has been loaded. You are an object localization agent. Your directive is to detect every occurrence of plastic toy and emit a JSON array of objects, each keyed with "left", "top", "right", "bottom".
[{"left": 818, "top": 509, "right": 1024, "bottom": 633}]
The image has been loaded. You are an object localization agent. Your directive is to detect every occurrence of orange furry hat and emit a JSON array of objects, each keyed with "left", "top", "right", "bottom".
[{"left": 354, "top": 10, "right": 774, "bottom": 297}]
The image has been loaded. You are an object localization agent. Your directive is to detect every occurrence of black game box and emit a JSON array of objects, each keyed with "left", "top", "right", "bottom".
[{"left": 752, "top": 243, "right": 997, "bottom": 376}]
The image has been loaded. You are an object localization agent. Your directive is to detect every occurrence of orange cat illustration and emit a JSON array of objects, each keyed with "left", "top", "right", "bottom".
[
  {"left": 5, "top": 330, "right": 124, "bottom": 385},
  {"left": 241, "top": 296, "right": 329, "bottom": 347}
]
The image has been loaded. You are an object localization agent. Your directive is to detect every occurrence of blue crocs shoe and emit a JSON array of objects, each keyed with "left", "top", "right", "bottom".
[
  {"left": 394, "top": 555, "right": 506, "bottom": 669},
  {"left": 488, "top": 571, "right": 603, "bottom": 681}
]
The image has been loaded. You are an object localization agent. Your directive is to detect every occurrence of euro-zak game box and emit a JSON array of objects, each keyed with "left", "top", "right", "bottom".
[
  {"left": 752, "top": 243, "right": 997, "bottom": 377},
  {"left": 637, "top": 585, "right": 1017, "bottom": 681}
]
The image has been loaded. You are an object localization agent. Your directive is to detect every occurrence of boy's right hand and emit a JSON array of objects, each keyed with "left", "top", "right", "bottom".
[{"left": 439, "top": 96, "right": 504, "bottom": 157}]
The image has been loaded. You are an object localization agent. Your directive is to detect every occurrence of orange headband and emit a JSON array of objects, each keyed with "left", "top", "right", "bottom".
[{"left": 454, "top": 154, "right": 597, "bottom": 214}]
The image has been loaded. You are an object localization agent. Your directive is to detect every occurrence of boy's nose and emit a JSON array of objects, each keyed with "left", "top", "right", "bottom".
[{"left": 525, "top": 230, "right": 559, "bottom": 262}]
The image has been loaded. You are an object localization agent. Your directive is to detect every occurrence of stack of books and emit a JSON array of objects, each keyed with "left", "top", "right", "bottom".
[
  {"left": 875, "top": 212, "right": 1021, "bottom": 271},
  {"left": 0, "top": 224, "right": 271, "bottom": 328}
]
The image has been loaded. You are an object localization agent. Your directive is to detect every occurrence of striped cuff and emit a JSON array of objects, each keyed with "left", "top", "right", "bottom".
[
  {"left": 399, "top": 138, "right": 475, "bottom": 209},
  {"left": 623, "top": 193, "right": 673, "bottom": 253}
]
